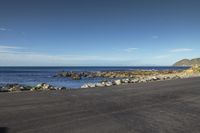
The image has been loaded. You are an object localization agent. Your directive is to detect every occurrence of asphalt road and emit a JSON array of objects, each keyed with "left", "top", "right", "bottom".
[{"left": 0, "top": 77, "right": 200, "bottom": 133}]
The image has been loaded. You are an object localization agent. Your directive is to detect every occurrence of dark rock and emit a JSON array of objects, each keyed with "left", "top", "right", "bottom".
[
  {"left": 19, "top": 86, "right": 32, "bottom": 91},
  {"left": 56, "top": 71, "right": 82, "bottom": 80},
  {"left": 60, "top": 87, "right": 67, "bottom": 90},
  {"left": 71, "top": 74, "right": 81, "bottom": 80}
]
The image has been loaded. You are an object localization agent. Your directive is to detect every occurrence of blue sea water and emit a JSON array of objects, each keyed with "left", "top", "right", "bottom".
[{"left": 0, "top": 66, "right": 189, "bottom": 88}]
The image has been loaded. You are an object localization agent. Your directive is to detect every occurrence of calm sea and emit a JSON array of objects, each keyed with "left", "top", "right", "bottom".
[{"left": 0, "top": 66, "right": 189, "bottom": 88}]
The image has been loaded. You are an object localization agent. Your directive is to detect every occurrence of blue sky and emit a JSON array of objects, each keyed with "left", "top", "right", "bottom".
[{"left": 0, "top": 0, "right": 200, "bottom": 66}]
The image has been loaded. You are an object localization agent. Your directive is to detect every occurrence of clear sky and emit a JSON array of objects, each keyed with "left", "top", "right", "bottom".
[{"left": 0, "top": 0, "right": 200, "bottom": 66}]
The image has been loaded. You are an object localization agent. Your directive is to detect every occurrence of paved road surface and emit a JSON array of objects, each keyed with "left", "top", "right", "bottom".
[{"left": 0, "top": 78, "right": 200, "bottom": 133}]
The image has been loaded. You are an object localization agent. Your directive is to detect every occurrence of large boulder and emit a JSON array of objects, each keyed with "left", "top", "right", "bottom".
[
  {"left": 113, "top": 79, "right": 121, "bottom": 85},
  {"left": 152, "top": 76, "right": 160, "bottom": 81},
  {"left": 121, "top": 78, "right": 130, "bottom": 83},
  {"left": 87, "top": 83, "right": 96, "bottom": 88},
  {"left": 139, "top": 78, "right": 147, "bottom": 83},
  {"left": 81, "top": 84, "right": 89, "bottom": 89},
  {"left": 81, "top": 83, "right": 96, "bottom": 88},
  {"left": 130, "top": 78, "right": 139, "bottom": 83},
  {"left": 105, "top": 81, "right": 113, "bottom": 87},
  {"left": 32, "top": 83, "right": 53, "bottom": 91},
  {"left": 95, "top": 83, "right": 105, "bottom": 87}
]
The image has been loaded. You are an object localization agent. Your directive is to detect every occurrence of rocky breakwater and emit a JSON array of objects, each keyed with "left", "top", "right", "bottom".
[
  {"left": 0, "top": 83, "right": 68, "bottom": 93},
  {"left": 55, "top": 71, "right": 80, "bottom": 80},
  {"left": 55, "top": 71, "right": 91, "bottom": 80},
  {"left": 55, "top": 70, "right": 181, "bottom": 80},
  {"left": 81, "top": 74, "right": 182, "bottom": 89},
  {"left": 80, "top": 66, "right": 200, "bottom": 89}
]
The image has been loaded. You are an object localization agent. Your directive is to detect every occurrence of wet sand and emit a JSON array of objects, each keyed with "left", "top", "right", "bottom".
[{"left": 0, "top": 77, "right": 200, "bottom": 133}]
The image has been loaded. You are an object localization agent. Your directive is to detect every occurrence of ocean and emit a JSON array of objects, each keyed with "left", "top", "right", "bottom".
[{"left": 0, "top": 66, "right": 189, "bottom": 88}]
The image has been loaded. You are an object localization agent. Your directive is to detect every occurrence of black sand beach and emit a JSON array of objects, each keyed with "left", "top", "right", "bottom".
[{"left": 1, "top": 77, "right": 200, "bottom": 133}]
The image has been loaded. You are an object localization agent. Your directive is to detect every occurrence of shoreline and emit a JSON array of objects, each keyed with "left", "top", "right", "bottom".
[
  {"left": 1, "top": 66, "right": 200, "bottom": 93},
  {"left": 0, "top": 66, "right": 190, "bottom": 89}
]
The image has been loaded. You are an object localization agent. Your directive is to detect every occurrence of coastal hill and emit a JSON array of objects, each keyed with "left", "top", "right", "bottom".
[{"left": 173, "top": 58, "right": 200, "bottom": 66}]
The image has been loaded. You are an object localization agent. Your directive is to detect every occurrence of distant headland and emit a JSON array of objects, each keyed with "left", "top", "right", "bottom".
[{"left": 173, "top": 58, "right": 200, "bottom": 66}]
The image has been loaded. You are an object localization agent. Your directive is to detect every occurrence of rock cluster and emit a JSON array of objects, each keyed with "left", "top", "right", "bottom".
[
  {"left": 55, "top": 70, "right": 181, "bottom": 80},
  {"left": 80, "top": 67, "right": 200, "bottom": 89},
  {"left": 30, "top": 83, "right": 56, "bottom": 91},
  {"left": 0, "top": 84, "right": 32, "bottom": 92},
  {"left": 80, "top": 75, "right": 183, "bottom": 89},
  {"left": 55, "top": 71, "right": 90, "bottom": 80},
  {"left": 0, "top": 83, "right": 68, "bottom": 93}
]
